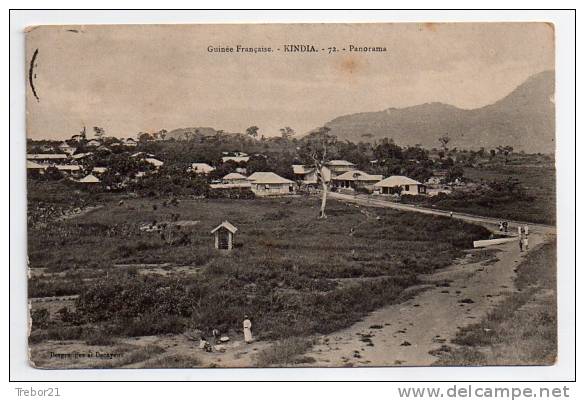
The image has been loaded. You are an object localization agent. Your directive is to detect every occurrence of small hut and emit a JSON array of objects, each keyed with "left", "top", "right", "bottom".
[{"left": 211, "top": 221, "right": 238, "bottom": 250}]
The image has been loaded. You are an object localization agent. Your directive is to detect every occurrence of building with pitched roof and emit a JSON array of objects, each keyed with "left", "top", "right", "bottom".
[
  {"left": 247, "top": 172, "right": 295, "bottom": 196},
  {"left": 374, "top": 175, "right": 426, "bottom": 195}
]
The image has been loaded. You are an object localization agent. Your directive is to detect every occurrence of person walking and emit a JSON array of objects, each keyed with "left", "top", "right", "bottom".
[
  {"left": 519, "top": 235, "right": 524, "bottom": 252},
  {"left": 243, "top": 315, "right": 253, "bottom": 344}
]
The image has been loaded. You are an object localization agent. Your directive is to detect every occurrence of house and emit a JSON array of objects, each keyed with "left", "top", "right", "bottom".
[
  {"left": 247, "top": 172, "right": 295, "bottom": 196},
  {"left": 210, "top": 172, "right": 252, "bottom": 189},
  {"left": 71, "top": 152, "right": 93, "bottom": 161},
  {"left": 58, "top": 142, "right": 76, "bottom": 155},
  {"left": 331, "top": 170, "right": 383, "bottom": 191},
  {"left": 190, "top": 163, "right": 215, "bottom": 175},
  {"left": 145, "top": 158, "right": 164, "bottom": 168},
  {"left": 222, "top": 156, "right": 250, "bottom": 164},
  {"left": 210, "top": 221, "right": 238, "bottom": 250},
  {"left": 26, "top": 160, "right": 47, "bottom": 172},
  {"left": 325, "top": 160, "right": 357, "bottom": 176},
  {"left": 86, "top": 139, "right": 101, "bottom": 147},
  {"left": 123, "top": 138, "right": 137, "bottom": 147},
  {"left": 130, "top": 152, "right": 155, "bottom": 159},
  {"left": 292, "top": 164, "right": 331, "bottom": 186},
  {"left": 77, "top": 174, "right": 101, "bottom": 184},
  {"left": 27, "top": 154, "right": 69, "bottom": 162},
  {"left": 374, "top": 176, "right": 427, "bottom": 195},
  {"left": 92, "top": 167, "right": 108, "bottom": 175}
]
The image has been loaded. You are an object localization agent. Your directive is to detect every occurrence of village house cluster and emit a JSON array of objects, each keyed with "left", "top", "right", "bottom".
[{"left": 27, "top": 133, "right": 455, "bottom": 198}]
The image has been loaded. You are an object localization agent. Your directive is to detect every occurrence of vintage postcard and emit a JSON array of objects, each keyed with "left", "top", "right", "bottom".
[{"left": 26, "top": 23, "right": 556, "bottom": 369}]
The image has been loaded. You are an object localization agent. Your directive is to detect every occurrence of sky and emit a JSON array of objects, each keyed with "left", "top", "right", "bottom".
[{"left": 25, "top": 23, "right": 554, "bottom": 140}]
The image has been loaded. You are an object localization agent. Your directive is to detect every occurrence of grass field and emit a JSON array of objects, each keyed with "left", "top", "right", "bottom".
[
  {"left": 28, "top": 189, "right": 492, "bottom": 367},
  {"left": 402, "top": 158, "right": 556, "bottom": 225},
  {"left": 434, "top": 241, "right": 557, "bottom": 366}
]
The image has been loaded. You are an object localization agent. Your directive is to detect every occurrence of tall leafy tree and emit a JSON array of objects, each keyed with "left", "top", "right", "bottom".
[
  {"left": 246, "top": 126, "right": 259, "bottom": 139},
  {"left": 279, "top": 126, "right": 295, "bottom": 140}
]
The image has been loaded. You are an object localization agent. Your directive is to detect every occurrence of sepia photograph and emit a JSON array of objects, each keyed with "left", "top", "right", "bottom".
[{"left": 24, "top": 22, "right": 558, "bottom": 370}]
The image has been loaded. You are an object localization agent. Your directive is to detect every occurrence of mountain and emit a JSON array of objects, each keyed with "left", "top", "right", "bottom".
[{"left": 324, "top": 70, "right": 555, "bottom": 153}]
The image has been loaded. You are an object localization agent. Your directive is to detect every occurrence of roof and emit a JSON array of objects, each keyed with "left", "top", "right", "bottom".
[
  {"left": 131, "top": 152, "right": 156, "bottom": 158},
  {"left": 333, "top": 170, "right": 383, "bottom": 181},
  {"left": 210, "top": 221, "right": 238, "bottom": 234},
  {"left": 71, "top": 152, "right": 93, "bottom": 159},
  {"left": 292, "top": 164, "right": 308, "bottom": 174},
  {"left": 222, "top": 156, "right": 250, "bottom": 163},
  {"left": 374, "top": 175, "right": 423, "bottom": 187},
  {"left": 92, "top": 167, "right": 108, "bottom": 173},
  {"left": 78, "top": 174, "right": 101, "bottom": 183},
  {"left": 54, "top": 164, "right": 81, "bottom": 171},
  {"left": 326, "top": 160, "right": 356, "bottom": 166},
  {"left": 191, "top": 163, "right": 215, "bottom": 172},
  {"left": 293, "top": 165, "right": 332, "bottom": 182},
  {"left": 210, "top": 183, "right": 251, "bottom": 189},
  {"left": 223, "top": 172, "right": 247, "bottom": 180},
  {"left": 59, "top": 142, "right": 74, "bottom": 148},
  {"left": 247, "top": 172, "right": 294, "bottom": 184},
  {"left": 27, "top": 154, "right": 68, "bottom": 160},
  {"left": 145, "top": 158, "right": 164, "bottom": 167},
  {"left": 27, "top": 160, "right": 46, "bottom": 169}
]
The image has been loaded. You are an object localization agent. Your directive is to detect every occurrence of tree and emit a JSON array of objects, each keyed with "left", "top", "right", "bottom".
[
  {"left": 80, "top": 126, "right": 87, "bottom": 140},
  {"left": 154, "top": 129, "right": 168, "bottom": 140},
  {"left": 279, "top": 126, "right": 295, "bottom": 140},
  {"left": 93, "top": 126, "right": 105, "bottom": 139},
  {"left": 138, "top": 132, "right": 154, "bottom": 143},
  {"left": 446, "top": 166, "right": 464, "bottom": 183},
  {"left": 438, "top": 134, "right": 450, "bottom": 151},
  {"left": 246, "top": 126, "right": 259, "bottom": 139},
  {"left": 298, "top": 127, "right": 338, "bottom": 219},
  {"left": 374, "top": 138, "right": 402, "bottom": 162}
]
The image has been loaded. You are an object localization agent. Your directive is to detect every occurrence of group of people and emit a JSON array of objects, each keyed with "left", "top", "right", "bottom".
[
  {"left": 198, "top": 315, "right": 254, "bottom": 353},
  {"left": 498, "top": 220, "right": 530, "bottom": 252}
]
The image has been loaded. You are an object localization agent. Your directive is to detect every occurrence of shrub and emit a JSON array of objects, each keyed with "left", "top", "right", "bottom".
[
  {"left": 255, "top": 337, "right": 315, "bottom": 367},
  {"left": 30, "top": 308, "right": 50, "bottom": 330}
]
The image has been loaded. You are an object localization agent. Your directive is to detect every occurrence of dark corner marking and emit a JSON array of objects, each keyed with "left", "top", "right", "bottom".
[{"left": 29, "top": 48, "right": 40, "bottom": 102}]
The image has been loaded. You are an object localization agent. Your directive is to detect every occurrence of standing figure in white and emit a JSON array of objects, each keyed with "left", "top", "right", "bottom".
[{"left": 243, "top": 315, "right": 253, "bottom": 344}]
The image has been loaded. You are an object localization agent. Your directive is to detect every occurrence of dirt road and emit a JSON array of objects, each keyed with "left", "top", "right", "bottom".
[
  {"left": 329, "top": 192, "right": 556, "bottom": 234},
  {"left": 294, "top": 193, "right": 556, "bottom": 367}
]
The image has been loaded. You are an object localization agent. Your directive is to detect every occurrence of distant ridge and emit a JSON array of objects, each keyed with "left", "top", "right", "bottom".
[{"left": 323, "top": 70, "right": 555, "bottom": 153}]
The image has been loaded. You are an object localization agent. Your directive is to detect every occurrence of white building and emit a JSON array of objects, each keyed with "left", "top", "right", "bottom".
[
  {"left": 292, "top": 164, "right": 331, "bottom": 185},
  {"left": 325, "top": 160, "right": 357, "bottom": 176},
  {"left": 331, "top": 170, "right": 383, "bottom": 191},
  {"left": 374, "top": 176, "right": 427, "bottom": 195},
  {"left": 190, "top": 163, "right": 215, "bottom": 175},
  {"left": 58, "top": 142, "right": 76, "bottom": 155},
  {"left": 247, "top": 172, "right": 295, "bottom": 196},
  {"left": 222, "top": 156, "right": 250, "bottom": 164},
  {"left": 210, "top": 172, "right": 251, "bottom": 189},
  {"left": 145, "top": 158, "right": 164, "bottom": 168}
]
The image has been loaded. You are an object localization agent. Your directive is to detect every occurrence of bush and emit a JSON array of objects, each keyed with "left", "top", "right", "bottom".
[
  {"left": 30, "top": 308, "right": 50, "bottom": 330},
  {"left": 208, "top": 187, "right": 255, "bottom": 199},
  {"left": 255, "top": 337, "right": 314, "bottom": 367}
]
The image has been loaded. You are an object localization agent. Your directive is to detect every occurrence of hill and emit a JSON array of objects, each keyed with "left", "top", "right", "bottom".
[
  {"left": 166, "top": 127, "right": 219, "bottom": 140},
  {"left": 324, "top": 70, "right": 555, "bottom": 153}
]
